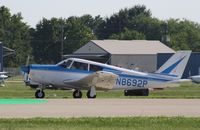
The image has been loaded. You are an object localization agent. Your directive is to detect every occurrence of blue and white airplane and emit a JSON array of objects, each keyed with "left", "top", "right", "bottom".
[
  {"left": 21, "top": 51, "right": 192, "bottom": 98},
  {"left": 0, "top": 72, "right": 8, "bottom": 87}
]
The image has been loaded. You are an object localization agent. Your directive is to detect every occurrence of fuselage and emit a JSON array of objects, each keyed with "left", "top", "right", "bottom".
[{"left": 27, "top": 58, "right": 179, "bottom": 90}]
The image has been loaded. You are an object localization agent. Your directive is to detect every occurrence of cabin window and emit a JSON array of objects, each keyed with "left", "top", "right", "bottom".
[
  {"left": 59, "top": 60, "right": 72, "bottom": 68},
  {"left": 71, "top": 61, "right": 88, "bottom": 71},
  {"left": 90, "top": 64, "right": 103, "bottom": 72}
]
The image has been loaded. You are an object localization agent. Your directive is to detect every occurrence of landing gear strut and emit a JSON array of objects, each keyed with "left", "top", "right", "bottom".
[
  {"left": 35, "top": 90, "right": 45, "bottom": 98},
  {"left": 73, "top": 90, "right": 82, "bottom": 98},
  {"left": 87, "top": 86, "right": 96, "bottom": 98},
  {"left": 87, "top": 90, "right": 96, "bottom": 98}
]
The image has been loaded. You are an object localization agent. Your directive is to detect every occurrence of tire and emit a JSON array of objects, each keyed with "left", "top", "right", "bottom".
[
  {"left": 142, "top": 89, "right": 149, "bottom": 96},
  {"left": 73, "top": 90, "right": 82, "bottom": 98},
  {"left": 87, "top": 90, "right": 96, "bottom": 99},
  {"left": 124, "top": 90, "right": 128, "bottom": 96},
  {"left": 35, "top": 90, "right": 45, "bottom": 98}
]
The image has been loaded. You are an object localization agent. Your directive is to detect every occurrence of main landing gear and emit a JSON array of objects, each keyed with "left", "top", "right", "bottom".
[
  {"left": 86, "top": 86, "right": 96, "bottom": 98},
  {"left": 73, "top": 86, "right": 96, "bottom": 99},
  {"left": 73, "top": 90, "right": 82, "bottom": 98},
  {"left": 86, "top": 90, "right": 96, "bottom": 98},
  {"left": 34, "top": 85, "right": 97, "bottom": 99}
]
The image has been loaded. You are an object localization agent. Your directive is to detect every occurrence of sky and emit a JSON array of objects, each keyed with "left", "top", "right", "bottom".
[{"left": 1, "top": 0, "right": 200, "bottom": 28}]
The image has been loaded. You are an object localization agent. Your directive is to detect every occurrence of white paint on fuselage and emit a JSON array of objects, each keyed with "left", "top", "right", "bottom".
[
  {"left": 30, "top": 69, "right": 89, "bottom": 88},
  {"left": 30, "top": 68, "right": 175, "bottom": 90}
]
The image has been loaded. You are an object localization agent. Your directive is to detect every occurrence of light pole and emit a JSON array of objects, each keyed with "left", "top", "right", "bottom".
[
  {"left": 61, "top": 25, "right": 64, "bottom": 60},
  {"left": 161, "top": 22, "right": 170, "bottom": 44},
  {"left": 60, "top": 24, "right": 67, "bottom": 60}
]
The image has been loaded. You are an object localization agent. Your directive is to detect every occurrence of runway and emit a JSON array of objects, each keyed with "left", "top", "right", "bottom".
[{"left": 0, "top": 99, "right": 200, "bottom": 118}]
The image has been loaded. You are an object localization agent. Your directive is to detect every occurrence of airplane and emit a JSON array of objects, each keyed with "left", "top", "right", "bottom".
[
  {"left": 0, "top": 71, "right": 8, "bottom": 87},
  {"left": 21, "top": 51, "right": 195, "bottom": 99},
  {"left": 190, "top": 75, "right": 200, "bottom": 83}
]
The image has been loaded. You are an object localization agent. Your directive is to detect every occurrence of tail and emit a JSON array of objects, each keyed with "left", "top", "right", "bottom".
[{"left": 155, "top": 51, "right": 191, "bottom": 79}]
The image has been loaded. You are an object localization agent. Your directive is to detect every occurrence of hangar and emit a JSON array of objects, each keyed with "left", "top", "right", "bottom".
[{"left": 65, "top": 40, "right": 175, "bottom": 72}]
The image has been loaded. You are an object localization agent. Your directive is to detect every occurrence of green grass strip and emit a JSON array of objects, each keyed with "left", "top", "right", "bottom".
[{"left": 0, "top": 117, "right": 200, "bottom": 130}]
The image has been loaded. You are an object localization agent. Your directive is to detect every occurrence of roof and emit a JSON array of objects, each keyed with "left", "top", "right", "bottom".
[{"left": 91, "top": 40, "right": 175, "bottom": 55}]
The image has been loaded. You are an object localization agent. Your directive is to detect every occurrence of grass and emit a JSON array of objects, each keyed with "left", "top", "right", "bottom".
[
  {"left": 0, "top": 80, "right": 200, "bottom": 99},
  {"left": 7, "top": 75, "right": 23, "bottom": 81},
  {"left": 0, "top": 117, "right": 200, "bottom": 130}
]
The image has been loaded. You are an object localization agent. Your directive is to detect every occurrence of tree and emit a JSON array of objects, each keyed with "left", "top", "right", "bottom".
[
  {"left": 31, "top": 17, "right": 95, "bottom": 64},
  {"left": 96, "top": 5, "right": 152, "bottom": 39},
  {"left": 167, "top": 19, "right": 200, "bottom": 51},
  {"left": 0, "top": 6, "right": 32, "bottom": 67},
  {"left": 64, "top": 17, "right": 95, "bottom": 54},
  {"left": 31, "top": 18, "right": 64, "bottom": 63},
  {"left": 109, "top": 28, "right": 145, "bottom": 40}
]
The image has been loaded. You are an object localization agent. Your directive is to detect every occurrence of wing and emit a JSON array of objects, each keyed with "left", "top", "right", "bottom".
[
  {"left": 0, "top": 72, "right": 8, "bottom": 75},
  {"left": 64, "top": 71, "right": 118, "bottom": 90}
]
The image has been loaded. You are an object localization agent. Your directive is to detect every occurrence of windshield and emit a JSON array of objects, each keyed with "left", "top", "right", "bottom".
[
  {"left": 89, "top": 64, "right": 103, "bottom": 72},
  {"left": 71, "top": 61, "right": 88, "bottom": 71},
  {"left": 59, "top": 60, "right": 72, "bottom": 68}
]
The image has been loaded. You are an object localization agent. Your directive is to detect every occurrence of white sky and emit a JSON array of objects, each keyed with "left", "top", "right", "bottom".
[{"left": 1, "top": 0, "right": 200, "bottom": 28}]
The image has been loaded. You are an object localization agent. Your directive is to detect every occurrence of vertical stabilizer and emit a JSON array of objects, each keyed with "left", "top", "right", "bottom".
[{"left": 155, "top": 51, "right": 191, "bottom": 78}]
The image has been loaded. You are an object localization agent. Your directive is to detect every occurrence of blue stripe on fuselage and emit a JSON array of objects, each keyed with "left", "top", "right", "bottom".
[
  {"left": 161, "top": 56, "right": 185, "bottom": 74},
  {"left": 30, "top": 65, "right": 93, "bottom": 74}
]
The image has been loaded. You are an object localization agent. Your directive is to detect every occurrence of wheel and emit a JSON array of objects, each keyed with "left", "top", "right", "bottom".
[
  {"left": 35, "top": 90, "right": 45, "bottom": 98},
  {"left": 73, "top": 90, "right": 82, "bottom": 98},
  {"left": 87, "top": 90, "right": 96, "bottom": 98},
  {"left": 142, "top": 89, "right": 149, "bottom": 96},
  {"left": 124, "top": 90, "right": 128, "bottom": 96}
]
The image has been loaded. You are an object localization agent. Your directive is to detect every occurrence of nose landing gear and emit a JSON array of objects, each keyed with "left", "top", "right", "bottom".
[{"left": 35, "top": 90, "right": 45, "bottom": 98}]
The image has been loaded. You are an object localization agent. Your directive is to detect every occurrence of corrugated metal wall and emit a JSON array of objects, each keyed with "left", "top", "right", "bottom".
[{"left": 111, "top": 54, "right": 157, "bottom": 72}]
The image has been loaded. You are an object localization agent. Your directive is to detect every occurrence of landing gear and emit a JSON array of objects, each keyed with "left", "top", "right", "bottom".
[
  {"left": 87, "top": 86, "right": 96, "bottom": 98},
  {"left": 87, "top": 90, "right": 96, "bottom": 98},
  {"left": 73, "top": 90, "right": 82, "bottom": 98},
  {"left": 35, "top": 90, "right": 45, "bottom": 98}
]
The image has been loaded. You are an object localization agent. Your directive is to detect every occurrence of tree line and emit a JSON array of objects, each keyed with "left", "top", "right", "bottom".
[{"left": 0, "top": 5, "right": 200, "bottom": 67}]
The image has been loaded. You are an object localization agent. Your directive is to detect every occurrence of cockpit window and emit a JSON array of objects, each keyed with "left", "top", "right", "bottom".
[
  {"left": 90, "top": 64, "right": 103, "bottom": 72},
  {"left": 71, "top": 61, "right": 88, "bottom": 71},
  {"left": 59, "top": 60, "right": 72, "bottom": 68}
]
